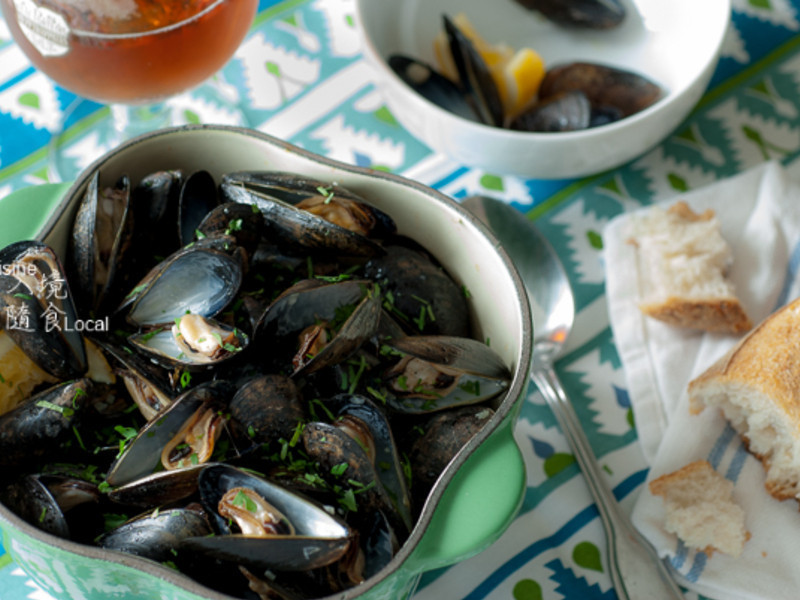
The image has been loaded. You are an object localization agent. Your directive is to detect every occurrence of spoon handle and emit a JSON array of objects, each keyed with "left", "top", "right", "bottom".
[{"left": 530, "top": 363, "right": 685, "bottom": 600}]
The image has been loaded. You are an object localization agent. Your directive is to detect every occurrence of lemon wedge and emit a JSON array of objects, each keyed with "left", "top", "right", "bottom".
[
  {"left": 499, "top": 47, "right": 546, "bottom": 118},
  {"left": 434, "top": 13, "right": 545, "bottom": 121}
]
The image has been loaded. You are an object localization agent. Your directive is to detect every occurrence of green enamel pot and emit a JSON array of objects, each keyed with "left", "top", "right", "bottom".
[{"left": 0, "top": 125, "right": 532, "bottom": 600}]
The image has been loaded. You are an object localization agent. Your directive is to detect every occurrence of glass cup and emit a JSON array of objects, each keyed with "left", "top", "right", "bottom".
[{"left": 1, "top": 0, "right": 259, "bottom": 180}]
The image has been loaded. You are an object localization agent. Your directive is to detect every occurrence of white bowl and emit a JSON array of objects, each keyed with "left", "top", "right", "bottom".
[{"left": 355, "top": 0, "right": 730, "bottom": 179}]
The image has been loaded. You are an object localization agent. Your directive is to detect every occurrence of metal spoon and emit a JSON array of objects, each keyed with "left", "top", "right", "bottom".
[{"left": 462, "top": 195, "right": 685, "bottom": 600}]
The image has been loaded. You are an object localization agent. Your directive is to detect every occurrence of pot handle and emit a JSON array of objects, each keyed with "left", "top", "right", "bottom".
[
  {"left": 0, "top": 183, "right": 73, "bottom": 246},
  {"left": 407, "top": 418, "right": 526, "bottom": 572}
]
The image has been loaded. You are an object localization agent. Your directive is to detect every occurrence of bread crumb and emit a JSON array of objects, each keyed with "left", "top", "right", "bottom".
[{"left": 650, "top": 460, "right": 749, "bottom": 557}]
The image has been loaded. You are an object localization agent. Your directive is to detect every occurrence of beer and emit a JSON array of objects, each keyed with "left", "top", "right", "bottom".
[{"left": 1, "top": 0, "right": 258, "bottom": 104}]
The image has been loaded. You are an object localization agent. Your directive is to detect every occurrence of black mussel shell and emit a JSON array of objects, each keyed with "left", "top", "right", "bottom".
[
  {"left": 0, "top": 241, "right": 86, "bottom": 379},
  {"left": 184, "top": 464, "right": 353, "bottom": 572},
  {"left": 510, "top": 90, "right": 591, "bottom": 132},
  {"left": 443, "top": 14, "right": 505, "bottom": 127},
  {"left": 364, "top": 243, "right": 470, "bottom": 338},
  {"left": 514, "top": 0, "right": 626, "bottom": 29},
  {"left": 539, "top": 62, "right": 662, "bottom": 118},
  {"left": 228, "top": 374, "right": 305, "bottom": 447},
  {"left": 220, "top": 171, "right": 394, "bottom": 257},
  {"left": 0, "top": 379, "right": 92, "bottom": 469},
  {"left": 105, "top": 380, "right": 235, "bottom": 487},
  {"left": 99, "top": 506, "right": 212, "bottom": 564},
  {"left": 122, "top": 246, "right": 243, "bottom": 327},
  {"left": 69, "top": 171, "right": 135, "bottom": 315},
  {"left": 388, "top": 54, "right": 480, "bottom": 123},
  {"left": 179, "top": 170, "right": 221, "bottom": 247}
]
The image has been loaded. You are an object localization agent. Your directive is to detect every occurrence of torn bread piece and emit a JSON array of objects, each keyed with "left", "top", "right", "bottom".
[
  {"left": 627, "top": 201, "right": 752, "bottom": 334},
  {"left": 689, "top": 296, "right": 800, "bottom": 501},
  {"left": 649, "top": 460, "right": 749, "bottom": 557}
]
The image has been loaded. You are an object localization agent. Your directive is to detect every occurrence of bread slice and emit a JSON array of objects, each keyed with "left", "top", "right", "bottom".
[
  {"left": 627, "top": 201, "right": 752, "bottom": 334},
  {"left": 689, "top": 296, "right": 800, "bottom": 500},
  {"left": 649, "top": 460, "right": 749, "bottom": 557}
]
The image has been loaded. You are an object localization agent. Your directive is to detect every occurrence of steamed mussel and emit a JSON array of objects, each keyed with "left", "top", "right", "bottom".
[{"left": 0, "top": 166, "right": 512, "bottom": 600}]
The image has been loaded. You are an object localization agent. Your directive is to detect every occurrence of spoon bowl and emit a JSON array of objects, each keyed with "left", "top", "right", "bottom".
[{"left": 462, "top": 195, "right": 685, "bottom": 600}]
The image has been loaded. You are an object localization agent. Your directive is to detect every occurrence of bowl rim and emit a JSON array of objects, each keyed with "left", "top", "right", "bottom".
[
  {"left": 0, "top": 124, "right": 534, "bottom": 600},
  {"left": 353, "top": 0, "right": 732, "bottom": 142}
]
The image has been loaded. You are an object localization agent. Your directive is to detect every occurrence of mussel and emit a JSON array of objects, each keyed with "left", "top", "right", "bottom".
[
  {"left": 69, "top": 171, "right": 135, "bottom": 316},
  {"left": 121, "top": 244, "right": 243, "bottom": 327},
  {"left": 0, "top": 165, "right": 514, "bottom": 600},
  {"left": 0, "top": 241, "right": 86, "bottom": 380},
  {"left": 513, "top": 0, "right": 626, "bottom": 29},
  {"left": 390, "top": 13, "right": 662, "bottom": 133},
  {"left": 382, "top": 335, "right": 511, "bottom": 414},
  {"left": 0, "top": 379, "right": 92, "bottom": 469},
  {"left": 221, "top": 171, "right": 396, "bottom": 257},
  {"left": 181, "top": 464, "right": 354, "bottom": 572},
  {"left": 105, "top": 380, "right": 235, "bottom": 487}
]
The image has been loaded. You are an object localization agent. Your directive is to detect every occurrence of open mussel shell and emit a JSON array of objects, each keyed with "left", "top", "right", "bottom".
[
  {"left": 291, "top": 284, "right": 382, "bottom": 377},
  {"left": 69, "top": 171, "right": 135, "bottom": 315},
  {"left": 382, "top": 335, "right": 511, "bottom": 414},
  {"left": 443, "top": 14, "right": 505, "bottom": 127},
  {"left": 95, "top": 338, "right": 176, "bottom": 420},
  {"left": 325, "top": 394, "right": 412, "bottom": 533},
  {"left": 0, "top": 379, "right": 92, "bottom": 469},
  {"left": 0, "top": 241, "right": 86, "bottom": 379},
  {"left": 539, "top": 62, "right": 663, "bottom": 118},
  {"left": 182, "top": 464, "right": 353, "bottom": 572},
  {"left": 302, "top": 421, "right": 404, "bottom": 537},
  {"left": 388, "top": 54, "right": 480, "bottom": 123},
  {"left": 121, "top": 245, "right": 243, "bottom": 327},
  {"left": 105, "top": 380, "right": 235, "bottom": 487},
  {"left": 99, "top": 505, "right": 212, "bottom": 564},
  {"left": 255, "top": 279, "right": 382, "bottom": 374},
  {"left": 128, "top": 315, "right": 249, "bottom": 372},
  {"left": 220, "top": 171, "right": 394, "bottom": 257},
  {"left": 514, "top": 0, "right": 626, "bottom": 29},
  {"left": 1, "top": 473, "right": 103, "bottom": 544}
]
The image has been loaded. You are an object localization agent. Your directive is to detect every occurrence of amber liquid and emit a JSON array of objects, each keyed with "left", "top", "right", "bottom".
[{"left": 1, "top": 0, "right": 258, "bottom": 103}]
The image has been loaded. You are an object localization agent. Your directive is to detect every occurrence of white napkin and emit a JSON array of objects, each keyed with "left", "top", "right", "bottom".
[{"left": 603, "top": 160, "right": 800, "bottom": 600}]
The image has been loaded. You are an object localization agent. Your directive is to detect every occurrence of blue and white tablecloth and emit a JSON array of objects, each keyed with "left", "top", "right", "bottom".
[{"left": 3, "top": 1, "right": 800, "bottom": 599}]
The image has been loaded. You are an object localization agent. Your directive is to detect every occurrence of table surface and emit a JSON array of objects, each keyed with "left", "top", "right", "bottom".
[{"left": 3, "top": 1, "right": 800, "bottom": 599}]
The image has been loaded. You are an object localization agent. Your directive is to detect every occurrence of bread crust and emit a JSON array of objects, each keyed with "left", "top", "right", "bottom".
[
  {"left": 689, "top": 297, "right": 800, "bottom": 500},
  {"left": 640, "top": 297, "right": 752, "bottom": 334}
]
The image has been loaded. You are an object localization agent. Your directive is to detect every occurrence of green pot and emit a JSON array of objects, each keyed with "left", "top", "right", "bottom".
[{"left": 0, "top": 125, "right": 532, "bottom": 600}]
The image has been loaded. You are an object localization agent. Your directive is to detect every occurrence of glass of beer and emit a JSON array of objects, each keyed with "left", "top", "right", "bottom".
[{"left": 1, "top": 0, "right": 259, "bottom": 179}]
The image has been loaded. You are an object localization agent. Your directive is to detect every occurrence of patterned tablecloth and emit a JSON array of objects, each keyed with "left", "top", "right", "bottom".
[{"left": 2, "top": 1, "right": 800, "bottom": 599}]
